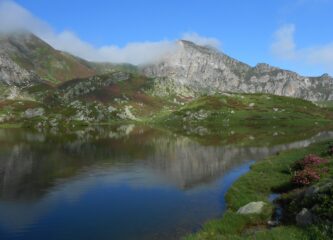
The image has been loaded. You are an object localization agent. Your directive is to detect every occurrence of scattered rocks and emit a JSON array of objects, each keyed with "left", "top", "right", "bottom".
[
  {"left": 183, "top": 109, "right": 210, "bottom": 122},
  {"left": 117, "top": 106, "right": 137, "bottom": 120},
  {"left": 108, "top": 106, "right": 117, "bottom": 113}
]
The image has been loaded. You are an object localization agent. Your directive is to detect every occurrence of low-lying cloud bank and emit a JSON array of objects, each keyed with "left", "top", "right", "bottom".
[
  {"left": 0, "top": 0, "right": 220, "bottom": 65},
  {"left": 271, "top": 24, "right": 333, "bottom": 74}
]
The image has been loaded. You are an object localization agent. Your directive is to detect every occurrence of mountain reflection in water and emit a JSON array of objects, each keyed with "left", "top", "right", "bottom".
[{"left": 0, "top": 125, "right": 332, "bottom": 240}]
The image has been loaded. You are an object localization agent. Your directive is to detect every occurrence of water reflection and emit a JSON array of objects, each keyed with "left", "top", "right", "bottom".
[{"left": 0, "top": 126, "right": 332, "bottom": 240}]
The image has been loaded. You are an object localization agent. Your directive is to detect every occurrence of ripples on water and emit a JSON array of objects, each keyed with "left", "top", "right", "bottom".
[{"left": 0, "top": 125, "right": 332, "bottom": 240}]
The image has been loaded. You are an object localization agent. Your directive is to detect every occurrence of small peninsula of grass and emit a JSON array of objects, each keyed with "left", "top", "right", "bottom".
[{"left": 185, "top": 140, "right": 333, "bottom": 240}]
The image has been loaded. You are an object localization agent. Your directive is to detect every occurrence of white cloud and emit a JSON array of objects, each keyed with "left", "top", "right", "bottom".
[
  {"left": 0, "top": 0, "right": 50, "bottom": 35},
  {"left": 271, "top": 24, "right": 296, "bottom": 60},
  {"left": 303, "top": 43, "right": 333, "bottom": 71},
  {"left": 181, "top": 32, "right": 221, "bottom": 48},
  {"left": 0, "top": 0, "right": 220, "bottom": 65},
  {"left": 271, "top": 24, "right": 333, "bottom": 74}
]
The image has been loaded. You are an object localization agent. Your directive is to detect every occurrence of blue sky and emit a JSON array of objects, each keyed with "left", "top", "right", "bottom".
[{"left": 2, "top": 0, "right": 333, "bottom": 76}]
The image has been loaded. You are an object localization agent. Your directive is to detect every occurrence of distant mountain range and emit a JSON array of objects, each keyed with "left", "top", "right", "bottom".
[{"left": 0, "top": 32, "right": 332, "bottom": 101}]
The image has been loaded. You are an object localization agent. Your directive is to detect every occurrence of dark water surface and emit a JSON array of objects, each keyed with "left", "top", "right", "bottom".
[{"left": 0, "top": 126, "right": 332, "bottom": 240}]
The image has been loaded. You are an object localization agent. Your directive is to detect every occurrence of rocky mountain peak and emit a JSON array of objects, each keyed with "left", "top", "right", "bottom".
[
  {"left": 177, "top": 40, "right": 218, "bottom": 53},
  {"left": 142, "top": 40, "right": 251, "bottom": 93},
  {"left": 141, "top": 41, "right": 333, "bottom": 101},
  {"left": 320, "top": 73, "right": 332, "bottom": 80}
]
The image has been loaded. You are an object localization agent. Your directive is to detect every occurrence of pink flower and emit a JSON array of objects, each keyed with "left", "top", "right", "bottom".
[
  {"left": 293, "top": 154, "right": 328, "bottom": 171},
  {"left": 292, "top": 167, "right": 321, "bottom": 186}
]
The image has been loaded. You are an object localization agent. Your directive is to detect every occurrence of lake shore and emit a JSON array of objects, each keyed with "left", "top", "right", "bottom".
[{"left": 186, "top": 139, "right": 333, "bottom": 240}]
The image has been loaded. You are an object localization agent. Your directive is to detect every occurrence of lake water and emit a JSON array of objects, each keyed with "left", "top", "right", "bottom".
[{"left": 0, "top": 125, "right": 332, "bottom": 240}]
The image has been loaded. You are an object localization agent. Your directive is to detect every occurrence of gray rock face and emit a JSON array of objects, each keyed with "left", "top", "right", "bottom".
[
  {"left": 0, "top": 53, "right": 39, "bottom": 86},
  {"left": 142, "top": 40, "right": 333, "bottom": 101},
  {"left": 296, "top": 208, "right": 313, "bottom": 226},
  {"left": 237, "top": 201, "right": 266, "bottom": 214},
  {"left": 23, "top": 108, "right": 45, "bottom": 119}
]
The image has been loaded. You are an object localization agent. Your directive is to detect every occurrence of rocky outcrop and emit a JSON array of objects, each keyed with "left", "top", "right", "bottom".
[
  {"left": 0, "top": 53, "right": 40, "bottom": 86},
  {"left": 142, "top": 40, "right": 333, "bottom": 101},
  {"left": 296, "top": 208, "right": 313, "bottom": 226},
  {"left": 281, "top": 179, "right": 333, "bottom": 229}
]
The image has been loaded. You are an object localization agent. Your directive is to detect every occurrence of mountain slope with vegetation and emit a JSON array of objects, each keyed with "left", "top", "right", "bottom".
[{"left": 0, "top": 32, "right": 96, "bottom": 84}]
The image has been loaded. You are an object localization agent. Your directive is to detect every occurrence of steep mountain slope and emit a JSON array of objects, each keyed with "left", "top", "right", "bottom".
[
  {"left": 142, "top": 40, "right": 333, "bottom": 101},
  {"left": 0, "top": 32, "right": 96, "bottom": 85},
  {"left": 0, "top": 52, "right": 40, "bottom": 86}
]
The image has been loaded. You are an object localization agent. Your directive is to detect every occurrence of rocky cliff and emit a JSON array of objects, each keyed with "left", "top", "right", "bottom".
[
  {"left": 0, "top": 52, "right": 40, "bottom": 86},
  {"left": 142, "top": 40, "right": 333, "bottom": 101}
]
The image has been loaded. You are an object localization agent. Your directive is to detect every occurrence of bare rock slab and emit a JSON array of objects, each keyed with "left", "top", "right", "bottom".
[{"left": 237, "top": 201, "right": 266, "bottom": 215}]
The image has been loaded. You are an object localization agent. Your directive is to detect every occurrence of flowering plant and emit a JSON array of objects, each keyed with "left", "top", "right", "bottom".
[
  {"left": 292, "top": 167, "right": 321, "bottom": 186},
  {"left": 293, "top": 154, "right": 328, "bottom": 171},
  {"left": 291, "top": 154, "right": 329, "bottom": 187}
]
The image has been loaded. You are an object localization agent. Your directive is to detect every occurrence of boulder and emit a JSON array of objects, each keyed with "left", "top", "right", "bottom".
[
  {"left": 296, "top": 208, "right": 313, "bottom": 226},
  {"left": 24, "top": 108, "right": 45, "bottom": 118},
  {"left": 237, "top": 201, "right": 266, "bottom": 215}
]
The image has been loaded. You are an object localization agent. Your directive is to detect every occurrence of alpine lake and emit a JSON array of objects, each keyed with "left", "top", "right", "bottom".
[{"left": 0, "top": 123, "right": 332, "bottom": 240}]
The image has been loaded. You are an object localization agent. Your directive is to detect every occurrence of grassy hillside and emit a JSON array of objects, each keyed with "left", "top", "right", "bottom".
[
  {"left": 0, "top": 72, "right": 177, "bottom": 130},
  {"left": 0, "top": 71, "right": 332, "bottom": 138},
  {"left": 150, "top": 93, "right": 333, "bottom": 146}
]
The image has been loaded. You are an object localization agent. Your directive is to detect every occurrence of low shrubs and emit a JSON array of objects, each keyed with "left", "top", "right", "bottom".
[
  {"left": 291, "top": 154, "right": 329, "bottom": 187},
  {"left": 292, "top": 154, "right": 328, "bottom": 171},
  {"left": 292, "top": 168, "right": 320, "bottom": 186}
]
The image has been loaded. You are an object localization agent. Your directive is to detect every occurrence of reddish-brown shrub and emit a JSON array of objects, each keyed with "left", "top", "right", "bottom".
[
  {"left": 293, "top": 154, "right": 328, "bottom": 171},
  {"left": 292, "top": 167, "right": 321, "bottom": 186}
]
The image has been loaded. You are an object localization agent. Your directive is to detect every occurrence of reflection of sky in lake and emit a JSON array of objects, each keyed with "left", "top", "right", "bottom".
[
  {"left": 0, "top": 127, "right": 332, "bottom": 240},
  {"left": 0, "top": 161, "right": 251, "bottom": 240}
]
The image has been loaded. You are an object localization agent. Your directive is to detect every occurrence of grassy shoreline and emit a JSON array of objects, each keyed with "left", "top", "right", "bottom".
[{"left": 185, "top": 140, "right": 333, "bottom": 240}]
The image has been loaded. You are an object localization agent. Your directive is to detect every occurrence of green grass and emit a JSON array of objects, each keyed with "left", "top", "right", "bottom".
[
  {"left": 185, "top": 140, "right": 333, "bottom": 240},
  {"left": 316, "top": 100, "right": 333, "bottom": 110},
  {"left": 0, "top": 81, "right": 332, "bottom": 137},
  {"left": 0, "top": 123, "right": 22, "bottom": 128},
  {"left": 156, "top": 93, "right": 333, "bottom": 127},
  {"left": 151, "top": 93, "right": 333, "bottom": 146}
]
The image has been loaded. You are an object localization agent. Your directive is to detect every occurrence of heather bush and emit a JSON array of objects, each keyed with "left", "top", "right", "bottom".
[
  {"left": 291, "top": 154, "right": 329, "bottom": 187},
  {"left": 292, "top": 154, "right": 328, "bottom": 171},
  {"left": 291, "top": 167, "right": 321, "bottom": 186}
]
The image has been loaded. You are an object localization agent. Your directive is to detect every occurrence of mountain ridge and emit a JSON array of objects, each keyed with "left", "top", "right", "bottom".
[
  {"left": 141, "top": 40, "right": 333, "bottom": 101},
  {"left": 0, "top": 32, "right": 332, "bottom": 101}
]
